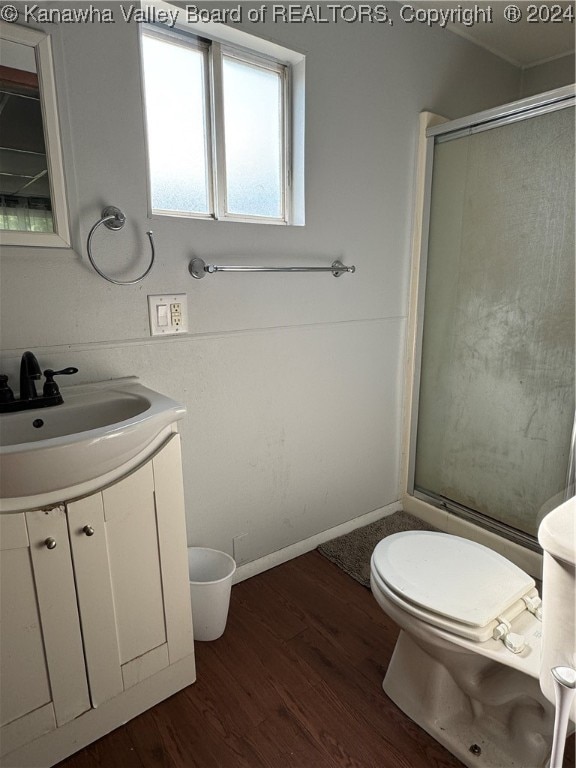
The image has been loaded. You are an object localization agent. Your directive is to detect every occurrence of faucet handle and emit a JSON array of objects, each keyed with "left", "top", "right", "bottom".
[
  {"left": 43, "top": 367, "right": 79, "bottom": 397},
  {"left": 0, "top": 374, "right": 15, "bottom": 403},
  {"left": 45, "top": 368, "right": 79, "bottom": 377}
]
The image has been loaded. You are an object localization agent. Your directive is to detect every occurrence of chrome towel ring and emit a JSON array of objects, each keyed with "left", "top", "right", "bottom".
[{"left": 86, "top": 206, "right": 155, "bottom": 285}]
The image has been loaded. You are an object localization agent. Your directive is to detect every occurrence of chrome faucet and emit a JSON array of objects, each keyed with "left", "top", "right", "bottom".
[{"left": 19, "top": 351, "right": 42, "bottom": 400}]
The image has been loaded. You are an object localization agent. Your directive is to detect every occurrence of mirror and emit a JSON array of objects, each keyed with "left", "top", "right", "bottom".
[{"left": 0, "top": 22, "right": 70, "bottom": 247}]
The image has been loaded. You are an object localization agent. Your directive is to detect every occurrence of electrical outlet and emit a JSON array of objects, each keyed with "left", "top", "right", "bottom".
[
  {"left": 170, "top": 302, "right": 182, "bottom": 327},
  {"left": 148, "top": 294, "right": 188, "bottom": 335}
]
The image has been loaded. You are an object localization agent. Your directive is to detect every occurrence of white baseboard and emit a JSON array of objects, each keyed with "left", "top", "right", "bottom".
[{"left": 233, "top": 501, "right": 401, "bottom": 584}]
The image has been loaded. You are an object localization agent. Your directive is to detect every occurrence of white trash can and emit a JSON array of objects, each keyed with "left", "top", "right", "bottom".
[{"left": 187, "top": 547, "right": 236, "bottom": 641}]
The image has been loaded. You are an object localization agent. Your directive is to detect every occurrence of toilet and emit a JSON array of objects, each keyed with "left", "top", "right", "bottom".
[{"left": 370, "top": 498, "right": 575, "bottom": 768}]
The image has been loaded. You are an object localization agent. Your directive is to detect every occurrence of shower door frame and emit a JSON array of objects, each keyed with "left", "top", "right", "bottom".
[{"left": 403, "top": 85, "right": 576, "bottom": 556}]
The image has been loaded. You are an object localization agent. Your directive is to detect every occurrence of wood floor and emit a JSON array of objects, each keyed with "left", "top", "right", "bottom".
[{"left": 57, "top": 550, "right": 574, "bottom": 768}]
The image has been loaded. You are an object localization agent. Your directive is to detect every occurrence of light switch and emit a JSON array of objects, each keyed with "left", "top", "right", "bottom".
[
  {"left": 148, "top": 294, "right": 188, "bottom": 336},
  {"left": 157, "top": 304, "right": 169, "bottom": 327}
]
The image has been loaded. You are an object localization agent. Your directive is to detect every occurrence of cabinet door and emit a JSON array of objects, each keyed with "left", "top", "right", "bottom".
[
  {"left": 65, "top": 493, "right": 124, "bottom": 707},
  {"left": 68, "top": 434, "right": 193, "bottom": 705},
  {"left": 151, "top": 433, "right": 195, "bottom": 664},
  {"left": 0, "top": 510, "right": 90, "bottom": 758}
]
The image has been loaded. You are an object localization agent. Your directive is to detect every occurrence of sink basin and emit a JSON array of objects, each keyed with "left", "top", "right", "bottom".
[{"left": 0, "top": 378, "right": 185, "bottom": 511}]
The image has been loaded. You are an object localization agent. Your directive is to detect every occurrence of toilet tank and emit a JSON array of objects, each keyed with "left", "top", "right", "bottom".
[{"left": 538, "top": 496, "right": 576, "bottom": 719}]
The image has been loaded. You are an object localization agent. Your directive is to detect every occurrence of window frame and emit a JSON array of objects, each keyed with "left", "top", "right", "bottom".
[
  {"left": 141, "top": 24, "right": 294, "bottom": 225},
  {"left": 141, "top": 26, "right": 215, "bottom": 220},
  {"left": 215, "top": 44, "right": 291, "bottom": 224}
]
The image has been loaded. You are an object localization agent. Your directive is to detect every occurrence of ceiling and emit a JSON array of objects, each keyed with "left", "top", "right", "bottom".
[{"left": 410, "top": 1, "right": 575, "bottom": 67}]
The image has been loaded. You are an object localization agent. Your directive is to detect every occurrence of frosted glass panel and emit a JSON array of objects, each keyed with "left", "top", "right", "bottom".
[
  {"left": 222, "top": 57, "right": 283, "bottom": 218},
  {"left": 414, "top": 107, "right": 575, "bottom": 538},
  {"left": 142, "top": 34, "right": 210, "bottom": 214}
]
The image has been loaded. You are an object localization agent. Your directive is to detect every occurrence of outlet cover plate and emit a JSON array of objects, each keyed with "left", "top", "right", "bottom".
[{"left": 148, "top": 294, "right": 188, "bottom": 336}]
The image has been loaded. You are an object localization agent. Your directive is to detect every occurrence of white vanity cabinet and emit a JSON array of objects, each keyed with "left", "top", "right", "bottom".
[
  {"left": 0, "top": 434, "right": 195, "bottom": 767},
  {"left": 0, "top": 505, "right": 91, "bottom": 753}
]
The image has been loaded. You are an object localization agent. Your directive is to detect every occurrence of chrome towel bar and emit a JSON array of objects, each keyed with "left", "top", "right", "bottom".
[{"left": 189, "top": 257, "right": 355, "bottom": 279}]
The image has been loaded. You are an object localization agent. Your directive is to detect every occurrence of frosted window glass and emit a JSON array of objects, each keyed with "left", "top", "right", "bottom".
[
  {"left": 414, "top": 107, "right": 575, "bottom": 538},
  {"left": 222, "top": 57, "right": 283, "bottom": 218},
  {"left": 142, "top": 34, "right": 210, "bottom": 214}
]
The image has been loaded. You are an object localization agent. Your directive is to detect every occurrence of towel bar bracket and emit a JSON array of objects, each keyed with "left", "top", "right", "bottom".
[{"left": 101, "top": 206, "right": 126, "bottom": 231}]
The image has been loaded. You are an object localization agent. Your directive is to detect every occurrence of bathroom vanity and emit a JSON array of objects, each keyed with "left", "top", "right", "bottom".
[{"left": 0, "top": 380, "right": 195, "bottom": 767}]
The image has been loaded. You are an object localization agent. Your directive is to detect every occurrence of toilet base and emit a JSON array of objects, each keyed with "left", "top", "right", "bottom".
[{"left": 383, "top": 630, "right": 558, "bottom": 768}]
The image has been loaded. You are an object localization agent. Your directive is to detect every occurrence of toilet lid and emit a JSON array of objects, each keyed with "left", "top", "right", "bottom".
[{"left": 372, "top": 531, "right": 535, "bottom": 628}]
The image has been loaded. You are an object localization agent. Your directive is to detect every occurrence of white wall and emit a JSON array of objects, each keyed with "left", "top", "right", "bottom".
[
  {"left": 0, "top": 7, "right": 521, "bottom": 564},
  {"left": 521, "top": 53, "right": 576, "bottom": 97}
]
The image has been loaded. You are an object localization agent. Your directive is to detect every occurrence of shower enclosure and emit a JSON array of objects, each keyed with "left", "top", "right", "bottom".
[{"left": 407, "top": 86, "right": 575, "bottom": 550}]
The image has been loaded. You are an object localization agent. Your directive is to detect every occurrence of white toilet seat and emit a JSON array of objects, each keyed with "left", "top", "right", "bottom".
[{"left": 371, "top": 531, "right": 539, "bottom": 644}]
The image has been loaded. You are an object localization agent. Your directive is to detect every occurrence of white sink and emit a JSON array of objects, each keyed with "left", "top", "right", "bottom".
[{"left": 0, "top": 378, "right": 185, "bottom": 511}]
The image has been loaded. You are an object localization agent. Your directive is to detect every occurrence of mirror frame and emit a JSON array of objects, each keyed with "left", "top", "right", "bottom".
[{"left": 0, "top": 21, "right": 71, "bottom": 248}]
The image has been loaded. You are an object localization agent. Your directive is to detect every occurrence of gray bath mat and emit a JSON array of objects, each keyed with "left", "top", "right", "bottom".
[{"left": 317, "top": 511, "right": 437, "bottom": 588}]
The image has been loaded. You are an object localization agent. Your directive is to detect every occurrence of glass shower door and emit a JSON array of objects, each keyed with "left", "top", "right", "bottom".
[{"left": 413, "top": 103, "right": 575, "bottom": 542}]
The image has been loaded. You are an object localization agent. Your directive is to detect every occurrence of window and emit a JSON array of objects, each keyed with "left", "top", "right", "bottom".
[{"left": 141, "top": 23, "right": 302, "bottom": 225}]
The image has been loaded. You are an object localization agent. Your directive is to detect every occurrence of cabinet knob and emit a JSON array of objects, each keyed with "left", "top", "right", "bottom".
[
  {"left": 82, "top": 525, "right": 95, "bottom": 537},
  {"left": 44, "top": 537, "right": 57, "bottom": 550}
]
